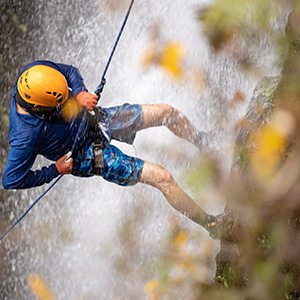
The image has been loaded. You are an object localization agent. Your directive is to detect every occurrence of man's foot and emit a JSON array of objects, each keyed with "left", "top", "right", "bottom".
[
  {"left": 205, "top": 213, "right": 224, "bottom": 239},
  {"left": 192, "top": 130, "right": 219, "bottom": 150}
]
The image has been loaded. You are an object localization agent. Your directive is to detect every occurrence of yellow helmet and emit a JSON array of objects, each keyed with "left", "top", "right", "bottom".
[{"left": 17, "top": 65, "right": 69, "bottom": 107}]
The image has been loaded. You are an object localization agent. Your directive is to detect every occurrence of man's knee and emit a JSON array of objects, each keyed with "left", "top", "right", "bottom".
[
  {"left": 155, "top": 165, "right": 174, "bottom": 189},
  {"left": 159, "top": 104, "right": 177, "bottom": 121},
  {"left": 140, "top": 162, "right": 175, "bottom": 191},
  {"left": 141, "top": 104, "right": 180, "bottom": 129}
]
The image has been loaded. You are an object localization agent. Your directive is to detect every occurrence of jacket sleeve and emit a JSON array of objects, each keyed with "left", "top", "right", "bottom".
[
  {"left": 2, "top": 60, "right": 85, "bottom": 190},
  {"left": 2, "top": 144, "right": 59, "bottom": 190},
  {"left": 56, "top": 63, "right": 88, "bottom": 97}
]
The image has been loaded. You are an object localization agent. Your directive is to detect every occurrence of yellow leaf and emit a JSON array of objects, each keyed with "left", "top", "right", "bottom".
[
  {"left": 62, "top": 96, "right": 81, "bottom": 121},
  {"left": 27, "top": 273, "right": 56, "bottom": 300},
  {"left": 189, "top": 68, "right": 207, "bottom": 94},
  {"left": 144, "top": 279, "right": 159, "bottom": 293},
  {"left": 251, "top": 125, "right": 285, "bottom": 180},
  {"left": 234, "top": 118, "right": 250, "bottom": 131},
  {"left": 141, "top": 43, "right": 159, "bottom": 68},
  {"left": 179, "top": 262, "right": 196, "bottom": 273},
  {"left": 228, "top": 90, "right": 246, "bottom": 108},
  {"left": 172, "top": 230, "right": 189, "bottom": 249},
  {"left": 144, "top": 279, "right": 165, "bottom": 300},
  {"left": 159, "top": 42, "right": 186, "bottom": 79},
  {"left": 250, "top": 110, "right": 295, "bottom": 181}
]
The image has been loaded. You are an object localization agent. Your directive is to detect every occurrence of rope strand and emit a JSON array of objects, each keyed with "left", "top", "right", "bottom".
[
  {"left": 0, "top": 0, "right": 135, "bottom": 241},
  {"left": 95, "top": 0, "right": 135, "bottom": 97},
  {"left": 0, "top": 175, "right": 63, "bottom": 240},
  {"left": 0, "top": 109, "right": 88, "bottom": 241}
]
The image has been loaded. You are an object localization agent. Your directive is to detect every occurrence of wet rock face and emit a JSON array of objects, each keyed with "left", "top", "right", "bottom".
[
  {"left": 232, "top": 76, "right": 281, "bottom": 169},
  {"left": 0, "top": 2, "right": 41, "bottom": 299},
  {"left": 0, "top": 1, "right": 41, "bottom": 210},
  {"left": 0, "top": 0, "right": 41, "bottom": 175},
  {"left": 215, "top": 75, "right": 281, "bottom": 283},
  {"left": 216, "top": 11, "right": 300, "bottom": 297}
]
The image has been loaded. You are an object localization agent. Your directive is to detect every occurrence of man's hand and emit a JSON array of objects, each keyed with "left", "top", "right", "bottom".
[
  {"left": 76, "top": 91, "right": 98, "bottom": 111},
  {"left": 55, "top": 154, "right": 73, "bottom": 174}
]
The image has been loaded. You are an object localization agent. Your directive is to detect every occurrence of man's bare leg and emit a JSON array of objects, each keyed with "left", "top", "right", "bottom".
[
  {"left": 139, "top": 105, "right": 223, "bottom": 237},
  {"left": 141, "top": 104, "right": 209, "bottom": 148},
  {"left": 140, "top": 161, "right": 210, "bottom": 227}
]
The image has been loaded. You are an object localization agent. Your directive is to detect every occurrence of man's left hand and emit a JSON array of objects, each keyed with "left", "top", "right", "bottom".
[{"left": 76, "top": 91, "right": 98, "bottom": 111}]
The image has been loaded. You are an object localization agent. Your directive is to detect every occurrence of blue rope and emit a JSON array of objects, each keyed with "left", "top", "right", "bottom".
[
  {"left": 95, "top": 0, "right": 135, "bottom": 97},
  {"left": 71, "top": 109, "right": 87, "bottom": 153},
  {"left": 0, "top": 0, "right": 135, "bottom": 241},
  {"left": 0, "top": 175, "right": 63, "bottom": 241},
  {"left": 0, "top": 111, "right": 87, "bottom": 241}
]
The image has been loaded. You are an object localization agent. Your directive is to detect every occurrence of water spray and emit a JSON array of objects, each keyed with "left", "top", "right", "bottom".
[{"left": 0, "top": 0, "right": 136, "bottom": 241}]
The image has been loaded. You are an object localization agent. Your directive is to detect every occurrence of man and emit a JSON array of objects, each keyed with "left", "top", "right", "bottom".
[{"left": 2, "top": 60, "right": 223, "bottom": 238}]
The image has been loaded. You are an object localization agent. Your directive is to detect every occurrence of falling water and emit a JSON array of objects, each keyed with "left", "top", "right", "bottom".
[{"left": 1, "top": 0, "right": 289, "bottom": 299}]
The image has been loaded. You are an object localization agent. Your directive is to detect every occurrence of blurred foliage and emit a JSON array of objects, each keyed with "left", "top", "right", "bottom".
[
  {"left": 185, "top": 158, "right": 217, "bottom": 195},
  {"left": 143, "top": 216, "right": 215, "bottom": 300},
  {"left": 27, "top": 273, "right": 56, "bottom": 300},
  {"left": 139, "top": 0, "right": 300, "bottom": 299},
  {"left": 102, "top": 0, "right": 130, "bottom": 12},
  {"left": 198, "top": 0, "right": 280, "bottom": 52},
  {"left": 203, "top": 0, "right": 300, "bottom": 299},
  {"left": 158, "top": 42, "right": 186, "bottom": 79},
  {"left": 249, "top": 110, "right": 293, "bottom": 182},
  {"left": 141, "top": 40, "right": 186, "bottom": 79},
  {"left": 140, "top": 24, "right": 208, "bottom": 94},
  {"left": 61, "top": 96, "right": 81, "bottom": 122}
]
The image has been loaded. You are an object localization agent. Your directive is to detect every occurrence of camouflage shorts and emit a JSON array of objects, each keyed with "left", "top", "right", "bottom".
[{"left": 72, "top": 103, "right": 145, "bottom": 186}]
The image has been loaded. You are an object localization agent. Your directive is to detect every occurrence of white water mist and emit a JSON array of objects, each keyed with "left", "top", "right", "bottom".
[{"left": 2, "top": 0, "right": 287, "bottom": 299}]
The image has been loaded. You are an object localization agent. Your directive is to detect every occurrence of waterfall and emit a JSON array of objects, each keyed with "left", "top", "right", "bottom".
[{"left": 1, "top": 0, "right": 288, "bottom": 299}]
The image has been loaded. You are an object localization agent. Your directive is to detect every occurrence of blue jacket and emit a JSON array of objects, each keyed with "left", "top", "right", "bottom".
[{"left": 2, "top": 60, "right": 91, "bottom": 189}]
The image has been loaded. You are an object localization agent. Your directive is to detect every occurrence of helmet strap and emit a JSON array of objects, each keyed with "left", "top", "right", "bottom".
[
  {"left": 15, "top": 90, "right": 35, "bottom": 110},
  {"left": 15, "top": 89, "right": 66, "bottom": 123}
]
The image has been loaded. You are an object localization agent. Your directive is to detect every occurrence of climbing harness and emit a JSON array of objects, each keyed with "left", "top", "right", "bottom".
[{"left": 0, "top": 0, "right": 135, "bottom": 241}]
